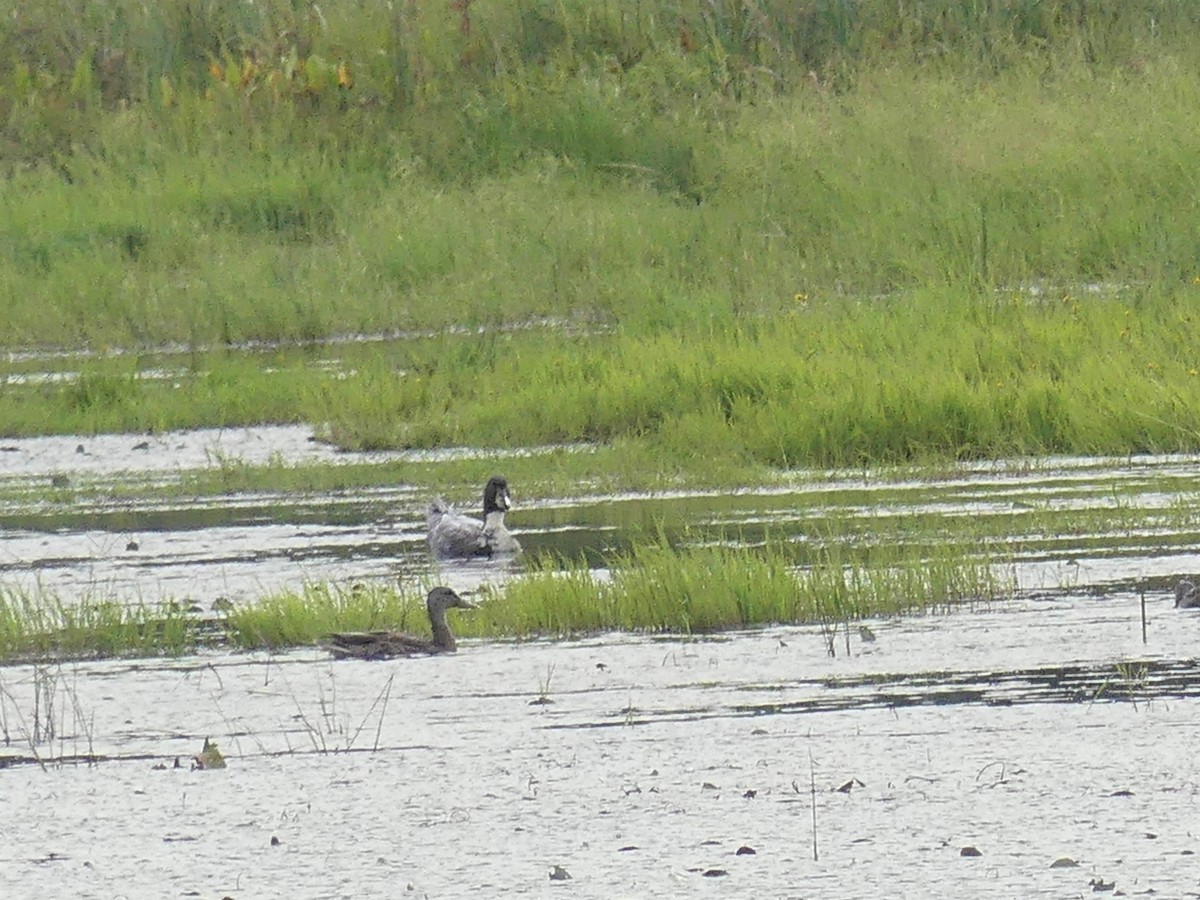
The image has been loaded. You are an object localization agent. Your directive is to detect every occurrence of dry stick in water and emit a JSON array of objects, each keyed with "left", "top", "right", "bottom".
[
  {"left": 809, "top": 751, "right": 819, "bottom": 862},
  {"left": 345, "top": 671, "right": 395, "bottom": 752},
  {"left": 1139, "top": 586, "right": 1147, "bottom": 644}
]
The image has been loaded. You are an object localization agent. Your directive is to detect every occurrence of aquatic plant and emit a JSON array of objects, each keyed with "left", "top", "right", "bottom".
[
  {"left": 0, "top": 587, "right": 199, "bottom": 661},
  {"left": 460, "top": 536, "right": 1008, "bottom": 640}
]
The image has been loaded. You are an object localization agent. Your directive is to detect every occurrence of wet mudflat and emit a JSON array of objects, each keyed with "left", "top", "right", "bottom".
[{"left": 1, "top": 594, "right": 1198, "bottom": 899}]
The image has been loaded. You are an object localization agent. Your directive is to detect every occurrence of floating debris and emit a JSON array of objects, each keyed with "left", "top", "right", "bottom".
[
  {"left": 1049, "top": 857, "right": 1079, "bottom": 868},
  {"left": 30, "top": 851, "right": 69, "bottom": 865},
  {"left": 701, "top": 868, "right": 728, "bottom": 877},
  {"left": 960, "top": 846, "right": 982, "bottom": 857},
  {"left": 191, "top": 738, "right": 226, "bottom": 770}
]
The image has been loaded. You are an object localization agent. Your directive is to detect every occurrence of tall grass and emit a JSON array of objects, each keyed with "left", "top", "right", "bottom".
[
  {"left": 0, "top": 534, "right": 1005, "bottom": 662},
  {"left": 3, "top": 2, "right": 1200, "bottom": 347},
  {"left": 0, "top": 587, "right": 198, "bottom": 661},
  {"left": 473, "top": 537, "right": 1005, "bottom": 639},
  {"left": 302, "top": 292, "right": 1200, "bottom": 466},
  {"left": 3, "top": 0, "right": 1200, "bottom": 471}
]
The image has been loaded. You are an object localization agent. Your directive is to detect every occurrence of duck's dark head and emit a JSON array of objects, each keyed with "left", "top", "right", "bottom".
[
  {"left": 426, "top": 586, "right": 477, "bottom": 613},
  {"left": 482, "top": 475, "right": 512, "bottom": 515}
]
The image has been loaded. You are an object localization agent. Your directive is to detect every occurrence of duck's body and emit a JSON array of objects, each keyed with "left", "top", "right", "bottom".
[
  {"left": 325, "top": 587, "right": 477, "bottom": 659},
  {"left": 1176, "top": 580, "right": 1200, "bottom": 609},
  {"left": 427, "top": 475, "right": 521, "bottom": 560}
]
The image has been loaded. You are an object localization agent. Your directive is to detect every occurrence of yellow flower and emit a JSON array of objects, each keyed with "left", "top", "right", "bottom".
[
  {"left": 793, "top": 292, "right": 809, "bottom": 304},
  {"left": 337, "top": 62, "right": 353, "bottom": 89}
]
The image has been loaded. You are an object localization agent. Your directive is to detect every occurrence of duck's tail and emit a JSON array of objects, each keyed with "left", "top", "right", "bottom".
[{"left": 426, "top": 497, "right": 452, "bottom": 528}]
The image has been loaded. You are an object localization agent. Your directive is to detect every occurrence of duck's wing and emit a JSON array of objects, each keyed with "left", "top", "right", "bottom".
[
  {"left": 428, "top": 510, "right": 490, "bottom": 559},
  {"left": 324, "top": 631, "right": 436, "bottom": 659},
  {"left": 324, "top": 630, "right": 387, "bottom": 659}
]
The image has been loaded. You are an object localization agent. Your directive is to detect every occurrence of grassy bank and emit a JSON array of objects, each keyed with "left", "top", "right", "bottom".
[{"left": 2, "top": 287, "right": 1198, "bottom": 467}]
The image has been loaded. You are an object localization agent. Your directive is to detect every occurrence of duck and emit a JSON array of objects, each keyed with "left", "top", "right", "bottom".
[
  {"left": 324, "top": 587, "right": 477, "bottom": 659},
  {"left": 426, "top": 475, "right": 521, "bottom": 560},
  {"left": 1176, "top": 580, "right": 1200, "bottom": 609}
]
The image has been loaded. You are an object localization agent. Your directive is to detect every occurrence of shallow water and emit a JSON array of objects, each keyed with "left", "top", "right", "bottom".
[
  {"left": 3, "top": 427, "right": 1200, "bottom": 896},
  {"left": 2, "top": 426, "right": 1200, "bottom": 610},
  {"left": 1, "top": 595, "right": 1198, "bottom": 899}
]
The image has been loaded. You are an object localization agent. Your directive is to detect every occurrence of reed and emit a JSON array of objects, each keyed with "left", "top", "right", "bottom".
[
  {"left": 0, "top": 587, "right": 199, "bottom": 661},
  {"left": 462, "top": 535, "right": 1007, "bottom": 640}
]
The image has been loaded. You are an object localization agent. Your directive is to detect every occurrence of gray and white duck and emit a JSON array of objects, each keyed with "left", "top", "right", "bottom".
[
  {"left": 426, "top": 475, "right": 521, "bottom": 560},
  {"left": 325, "top": 587, "right": 477, "bottom": 659}
]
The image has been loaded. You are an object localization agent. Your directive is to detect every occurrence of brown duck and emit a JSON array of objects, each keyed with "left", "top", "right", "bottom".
[{"left": 325, "top": 587, "right": 477, "bottom": 659}]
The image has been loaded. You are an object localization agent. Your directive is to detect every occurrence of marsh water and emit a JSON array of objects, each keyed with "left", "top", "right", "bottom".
[{"left": 1, "top": 426, "right": 1200, "bottom": 898}]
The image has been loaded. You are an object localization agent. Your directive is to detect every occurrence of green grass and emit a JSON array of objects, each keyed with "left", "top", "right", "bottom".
[
  {"left": 5, "top": 286, "right": 1197, "bottom": 468},
  {"left": 224, "top": 580, "right": 427, "bottom": 651},
  {"left": 469, "top": 537, "right": 1005, "bottom": 638},
  {"left": 2, "top": 2, "right": 1200, "bottom": 348},
  {"left": 0, "top": 587, "right": 201, "bottom": 661},
  {"left": 230, "top": 539, "right": 1009, "bottom": 649}
]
